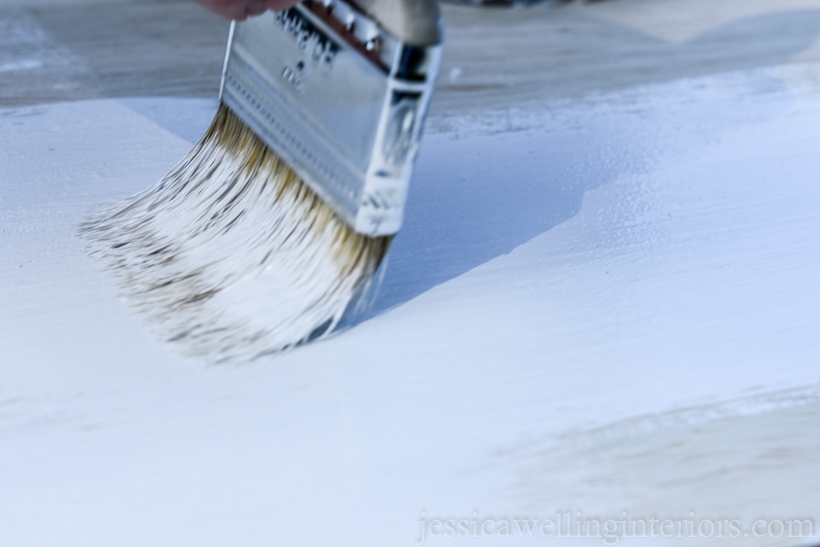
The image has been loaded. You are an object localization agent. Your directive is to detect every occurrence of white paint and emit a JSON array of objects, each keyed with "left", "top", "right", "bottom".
[
  {"left": 1, "top": 62, "right": 820, "bottom": 546},
  {"left": 0, "top": 59, "right": 42, "bottom": 72}
]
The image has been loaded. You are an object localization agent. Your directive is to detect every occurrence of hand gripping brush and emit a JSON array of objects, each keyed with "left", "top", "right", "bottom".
[{"left": 81, "top": 0, "right": 443, "bottom": 362}]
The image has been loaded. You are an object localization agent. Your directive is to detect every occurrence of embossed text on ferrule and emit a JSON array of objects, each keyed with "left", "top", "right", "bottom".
[{"left": 274, "top": 8, "right": 339, "bottom": 70}]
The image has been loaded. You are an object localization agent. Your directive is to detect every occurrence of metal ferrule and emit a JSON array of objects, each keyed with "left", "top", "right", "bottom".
[{"left": 219, "top": 0, "right": 443, "bottom": 236}]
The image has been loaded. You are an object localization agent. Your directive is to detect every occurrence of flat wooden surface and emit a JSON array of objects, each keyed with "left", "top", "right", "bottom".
[{"left": 3, "top": 0, "right": 820, "bottom": 113}]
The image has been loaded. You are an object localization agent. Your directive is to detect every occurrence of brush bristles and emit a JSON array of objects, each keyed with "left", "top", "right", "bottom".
[{"left": 81, "top": 104, "right": 392, "bottom": 363}]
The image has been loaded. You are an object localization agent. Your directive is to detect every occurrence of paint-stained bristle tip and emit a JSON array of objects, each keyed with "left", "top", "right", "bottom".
[{"left": 80, "top": 105, "right": 392, "bottom": 363}]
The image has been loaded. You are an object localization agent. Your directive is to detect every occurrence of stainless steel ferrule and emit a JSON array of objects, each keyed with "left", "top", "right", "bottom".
[{"left": 219, "top": 0, "right": 443, "bottom": 236}]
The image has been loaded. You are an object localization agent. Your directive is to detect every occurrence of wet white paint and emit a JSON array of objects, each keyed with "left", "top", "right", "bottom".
[
  {"left": 1, "top": 62, "right": 819, "bottom": 547},
  {"left": 0, "top": 59, "right": 43, "bottom": 72}
]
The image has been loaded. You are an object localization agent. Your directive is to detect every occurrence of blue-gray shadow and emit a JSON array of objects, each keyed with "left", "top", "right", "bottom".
[
  {"left": 362, "top": 10, "right": 820, "bottom": 317},
  {"left": 370, "top": 121, "right": 628, "bottom": 314}
]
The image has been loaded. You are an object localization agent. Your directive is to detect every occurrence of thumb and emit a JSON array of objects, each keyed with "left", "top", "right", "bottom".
[{"left": 265, "top": 0, "right": 300, "bottom": 12}]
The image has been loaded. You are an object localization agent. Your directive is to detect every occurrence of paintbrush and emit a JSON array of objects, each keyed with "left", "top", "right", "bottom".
[{"left": 80, "top": 0, "right": 442, "bottom": 362}]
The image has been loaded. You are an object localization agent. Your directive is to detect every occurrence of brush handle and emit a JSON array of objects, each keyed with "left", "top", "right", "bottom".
[{"left": 348, "top": 0, "right": 442, "bottom": 46}]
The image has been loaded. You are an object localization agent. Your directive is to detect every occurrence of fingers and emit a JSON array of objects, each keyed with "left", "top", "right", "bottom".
[
  {"left": 194, "top": 0, "right": 244, "bottom": 20},
  {"left": 244, "top": 0, "right": 268, "bottom": 17},
  {"left": 266, "top": 0, "right": 300, "bottom": 10}
]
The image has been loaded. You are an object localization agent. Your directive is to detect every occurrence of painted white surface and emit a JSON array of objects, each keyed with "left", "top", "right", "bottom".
[
  {"left": 1, "top": 63, "right": 819, "bottom": 546},
  {"left": 575, "top": 0, "right": 820, "bottom": 44}
]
